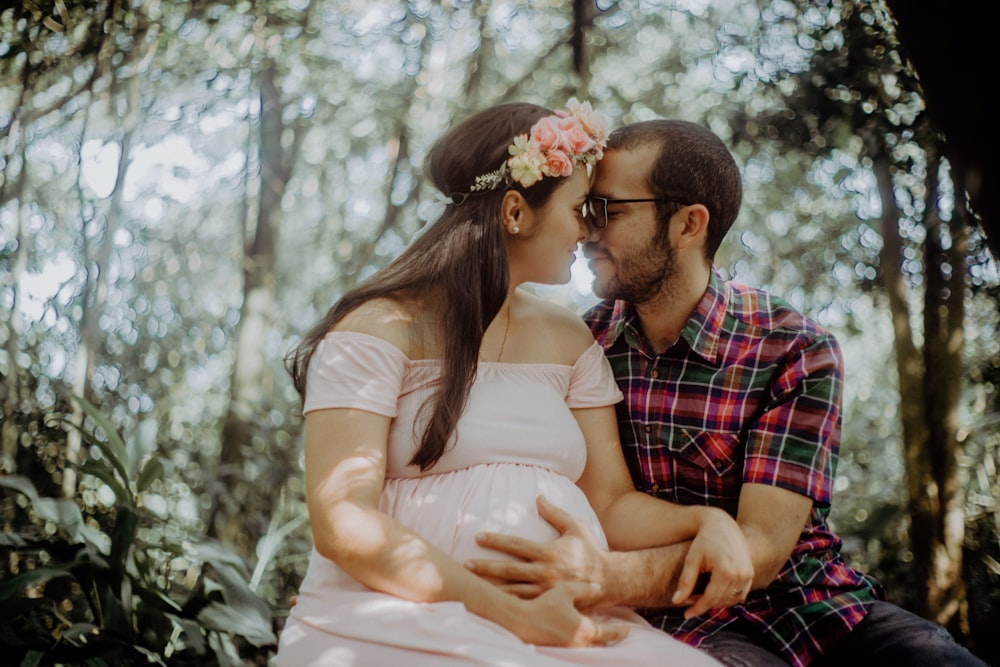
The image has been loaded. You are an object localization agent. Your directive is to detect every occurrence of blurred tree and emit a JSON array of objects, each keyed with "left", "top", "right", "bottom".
[
  {"left": 1, "top": 118, "right": 25, "bottom": 470},
  {"left": 882, "top": 0, "right": 998, "bottom": 260},
  {"left": 214, "top": 0, "right": 311, "bottom": 549},
  {"left": 215, "top": 54, "right": 297, "bottom": 553},
  {"left": 65, "top": 64, "right": 141, "bottom": 499},
  {"left": 724, "top": 0, "right": 995, "bottom": 641}
]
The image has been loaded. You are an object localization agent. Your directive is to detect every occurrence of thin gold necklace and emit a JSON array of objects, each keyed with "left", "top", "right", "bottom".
[{"left": 495, "top": 304, "right": 511, "bottom": 362}]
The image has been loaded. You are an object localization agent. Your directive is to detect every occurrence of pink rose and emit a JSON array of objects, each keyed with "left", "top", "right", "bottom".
[
  {"left": 530, "top": 117, "right": 569, "bottom": 153},
  {"left": 559, "top": 116, "right": 595, "bottom": 155},
  {"left": 563, "top": 98, "right": 610, "bottom": 145},
  {"left": 543, "top": 149, "right": 574, "bottom": 177}
]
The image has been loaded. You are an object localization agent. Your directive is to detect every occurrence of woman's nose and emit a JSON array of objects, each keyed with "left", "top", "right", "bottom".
[{"left": 582, "top": 217, "right": 602, "bottom": 243}]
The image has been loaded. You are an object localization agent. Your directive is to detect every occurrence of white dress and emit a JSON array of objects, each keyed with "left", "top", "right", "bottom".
[{"left": 274, "top": 331, "right": 721, "bottom": 666}]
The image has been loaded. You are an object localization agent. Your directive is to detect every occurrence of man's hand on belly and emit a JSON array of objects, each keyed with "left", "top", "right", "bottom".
[{"left": 464, "top": 495, "right": 611, "bottom": 611}]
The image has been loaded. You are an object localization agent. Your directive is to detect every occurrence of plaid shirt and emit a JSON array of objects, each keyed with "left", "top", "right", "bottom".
[{"left": 584, "top": 270, "right": 885, "bottom": 667}]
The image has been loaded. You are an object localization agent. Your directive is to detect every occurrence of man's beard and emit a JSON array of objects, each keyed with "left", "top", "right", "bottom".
[{"left": 590, "top": 235, "right": 677, "bottom": 305}]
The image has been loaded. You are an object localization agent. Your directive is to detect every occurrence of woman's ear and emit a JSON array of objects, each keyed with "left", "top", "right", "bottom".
[{"left": 501, "top": 190, "right": 532, "bottom": 236}]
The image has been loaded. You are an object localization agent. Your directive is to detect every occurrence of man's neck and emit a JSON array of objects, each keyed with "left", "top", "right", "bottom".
[{"left": 633, "top": 265, "right": 711, "bottom": 355}]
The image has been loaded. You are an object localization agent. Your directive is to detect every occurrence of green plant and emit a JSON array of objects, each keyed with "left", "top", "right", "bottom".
[{"left": 0, "top": 396, "right": 276, "bottom": 666}]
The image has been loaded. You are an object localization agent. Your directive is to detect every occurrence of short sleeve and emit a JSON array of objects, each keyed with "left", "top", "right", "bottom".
[
  {"left": 302, "top": 332, "right": 409, "bottom": 416},
  {"left": 566, "top": 341, "right": 624, "bottom": 408}
]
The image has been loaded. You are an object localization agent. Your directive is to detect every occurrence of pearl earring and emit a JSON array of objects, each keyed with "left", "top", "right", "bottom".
[{"left": 512, "top": 226, "right": 520, "bottom": 234}]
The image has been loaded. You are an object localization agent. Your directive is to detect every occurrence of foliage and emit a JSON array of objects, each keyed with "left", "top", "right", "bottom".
[
  {"left": 0, "top": 396, "right": 277, "bottom": 666},
  {"left": 1, "top": 0, "right": 999, "bottom": 663}
]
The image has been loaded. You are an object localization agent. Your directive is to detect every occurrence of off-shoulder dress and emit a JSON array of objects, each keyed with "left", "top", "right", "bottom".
[{"left": 274, "top": 331, "right": 720, "bottom": 667}]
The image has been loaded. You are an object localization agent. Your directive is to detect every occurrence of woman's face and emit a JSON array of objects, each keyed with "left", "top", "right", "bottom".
[{"left": 509, "top": 167, "right": 590, "bottom": 286}]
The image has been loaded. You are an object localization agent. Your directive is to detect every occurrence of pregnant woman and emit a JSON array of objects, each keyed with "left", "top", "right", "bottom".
[{"left": 274, "top": 99, "right": 745, "bottom": 666}]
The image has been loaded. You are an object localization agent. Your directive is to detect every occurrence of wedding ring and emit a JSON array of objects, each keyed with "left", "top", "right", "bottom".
[{"left": 732, "top": 589, "right": 744, "bottom": 598}]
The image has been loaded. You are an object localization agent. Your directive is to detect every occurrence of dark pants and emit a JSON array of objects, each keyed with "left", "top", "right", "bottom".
[{"left": 697, "top": 601, "right": 991, "bottom": 667}]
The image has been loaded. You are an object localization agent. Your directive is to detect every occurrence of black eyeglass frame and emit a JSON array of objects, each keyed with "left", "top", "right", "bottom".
[{"left": 585, "top": 196, "right": 691, "bottom": 229}]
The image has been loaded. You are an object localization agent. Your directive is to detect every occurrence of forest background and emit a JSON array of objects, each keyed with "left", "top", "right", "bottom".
[{"left": 1, "top": 1, "right": 998, "bottom": 665}]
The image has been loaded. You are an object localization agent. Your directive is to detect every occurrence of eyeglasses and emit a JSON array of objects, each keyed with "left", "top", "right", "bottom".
[{"left": 585, "top": 196, "right": 690, "bottom": 229}]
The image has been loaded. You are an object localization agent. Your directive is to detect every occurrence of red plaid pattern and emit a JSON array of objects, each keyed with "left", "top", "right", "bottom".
[{"left": 584, "top": 270, "right": 884, "bottom": 667}]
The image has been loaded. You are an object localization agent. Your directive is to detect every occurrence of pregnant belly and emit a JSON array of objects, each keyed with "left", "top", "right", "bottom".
[{"left": 380, "top": 462, "right": 608, "bottom": 565}]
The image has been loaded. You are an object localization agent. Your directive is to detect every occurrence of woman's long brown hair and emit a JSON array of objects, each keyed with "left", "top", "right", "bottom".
[{"left": 286, "top": 103, "right": 565, "bottom": 471}]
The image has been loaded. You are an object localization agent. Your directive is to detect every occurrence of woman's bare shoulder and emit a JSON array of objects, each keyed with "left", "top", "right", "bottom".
[
  {"left": 514, "top": 290, "right": 594, "bottom": 363},
  {"left": 332, "top": 297, "right": 419, "bottom": 355}
]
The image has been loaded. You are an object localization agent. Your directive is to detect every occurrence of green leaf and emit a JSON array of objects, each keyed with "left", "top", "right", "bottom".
[
  {"left": 74, "top": 524, "right": 113, "bottom": 559},
  {"left": 0, "top": 476, "right": 86, "bottom": 540},
  {"left": 126, "top": 418, "right": 159, "bottom": 479},
  {"left": 207, "top": 631, "right": 244, "bottom": 667},
  {"left": 0, "top": 594, "right": 58, "bottom": 627},
  {"left": 186, "top": 540, "right": 276, "bottom": 647},
  {"left": 0, "top": 532, "right": 29, "bottom": 547},
  {"left": 127, "top": 646, "right": 167, "bottom": 666},
  {"left": 62, "top": 622, "right": 100, "bottom": 644},
  {"left": 165, "top": 614, "right": 208, "bottom": 654},
  {"left": 68, "top": 394, "right": 132, "bottom": 494},
  {"left": 78, "top": 460, "right": 134, "bottom": 509},
  {"left": 197, "top": 600, "right": 276, "bottom": 647},
  {"left": 187, "top": 541, "right": 253, "bottom": 578},
  {"left": 137, "top": 457, "right": 165, "bottom": 493},
  {"left": 135, "top": 586, "right": 184, "bottom": 614},
  {"left": 108, "top": 506, "right": 140, "bottom": 590},
  {"left": 250, "top": 511, "right": 308, "bottom": 590},
  {"left": 20, "top": 650, "right": 44, "bottom": 667},
  {"left": 0, "top": 568, "right": 75, "bottom": 616}
]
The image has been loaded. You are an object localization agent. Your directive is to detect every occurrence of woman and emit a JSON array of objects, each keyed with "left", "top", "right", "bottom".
[{"left": 274, "top": 100, "right": 738, "bottom": 665}]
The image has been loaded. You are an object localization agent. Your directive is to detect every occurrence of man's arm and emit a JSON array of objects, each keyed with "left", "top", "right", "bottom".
[
  {"left": 595, "top": 483, "right": 813, "bottom": 611},
  {"left": 470, "top": 326, "right": 842, "bottom": 618},
  {"left": 468, "top": 496, "right": 752, "bottom": 618},
  {"left": 468, "top": 484, "right": 812, "bottom": 619},
  {"left": 738, "top": 483, "right": 813, "bottom": 587},
  {"left": 735, "top": 330, "right": 844, "bottom": 587}
]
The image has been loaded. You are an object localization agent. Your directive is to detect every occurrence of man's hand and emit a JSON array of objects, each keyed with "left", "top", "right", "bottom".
[
  {"left": 466, "top": 496, "right": 612, "bottom": 610},
  {"left": 672, "top": 508, "right": 754, "bottom": 618},
  {"left": 468, "top": 496, "right": 755, "bottom": 618}
]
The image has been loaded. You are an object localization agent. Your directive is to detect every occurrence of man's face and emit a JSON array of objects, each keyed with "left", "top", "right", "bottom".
[{"left": 583, "top": 146, "right": 679, "bottom": 304}]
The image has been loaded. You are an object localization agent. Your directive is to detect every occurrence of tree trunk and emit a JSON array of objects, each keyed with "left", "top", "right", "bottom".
[
  {"left": 876, "top": 155, "right": 927, "bottom": 516},
  {"left": 214, "top": 58, "right": 291, "bottom": 553},
  {"left": 920, "top": 145, "right": 968, "bottom": 634},
  {"left": 571, "top": 0, "right": 601, "bottom": 85},
  {"left": 881, "top": 142, "right": 970, "bottom": 634},
  {"left": 64, "top": 70, "right": 139, "bottom": 498},
  {"left": 339, "top": 8, "right": 430, "bottom": 284},
  {"left": 1, "top": 117, "right": 27, "bottom": 473}
]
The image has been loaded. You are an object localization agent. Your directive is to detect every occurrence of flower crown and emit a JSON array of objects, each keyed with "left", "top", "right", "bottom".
[{"left": 443, "top": 98, "right": 609, "bottom": 206}]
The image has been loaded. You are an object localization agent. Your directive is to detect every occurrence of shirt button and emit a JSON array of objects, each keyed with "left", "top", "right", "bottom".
[
  {"left": 644, "top": 424, "right": 652, "bottom": 433},
  {"left": 651, "top": 483, "right": 660, "bottom": 492},
  {"left": 650, "top": 369, "right": 659, "bottom": 378}
]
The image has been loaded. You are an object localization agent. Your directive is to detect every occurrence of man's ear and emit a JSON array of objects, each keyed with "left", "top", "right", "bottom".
[
  {"left": 501, "top": 190, "right": 532, "bottom": 236},
  {"left": 674, "top": 203, "right": 709, "bottom": 251}
]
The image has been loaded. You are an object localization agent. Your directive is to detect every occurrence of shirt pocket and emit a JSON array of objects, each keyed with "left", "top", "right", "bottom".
[{"left": 670, "top": 430, "right": 742, "bottom": 509}]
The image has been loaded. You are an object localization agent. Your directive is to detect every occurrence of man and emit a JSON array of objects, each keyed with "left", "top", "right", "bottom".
[{"left": 467, "top": 120, "right": 988, "bottom": 666}]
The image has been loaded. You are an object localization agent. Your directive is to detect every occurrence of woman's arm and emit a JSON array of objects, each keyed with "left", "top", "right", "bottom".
[
  {"left": 304, "top": 407, "right": 628, "bottom": 647},
  {"left": 572, "top": 405, "right": 743, "bottom": 550},
  {"left": 571, "top": 405, "right": 754, "bottom": 612}
]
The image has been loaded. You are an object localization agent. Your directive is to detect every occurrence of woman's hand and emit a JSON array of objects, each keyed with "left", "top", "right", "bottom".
[
  {"left": 495, "top": 581, "right": 630, "bottom": 647},
  {"left": 469, "top": 496, "right": 755, "bottom": 616},
  {"left": 467, "top": 496, "right": 613, "bottom": 610}
]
